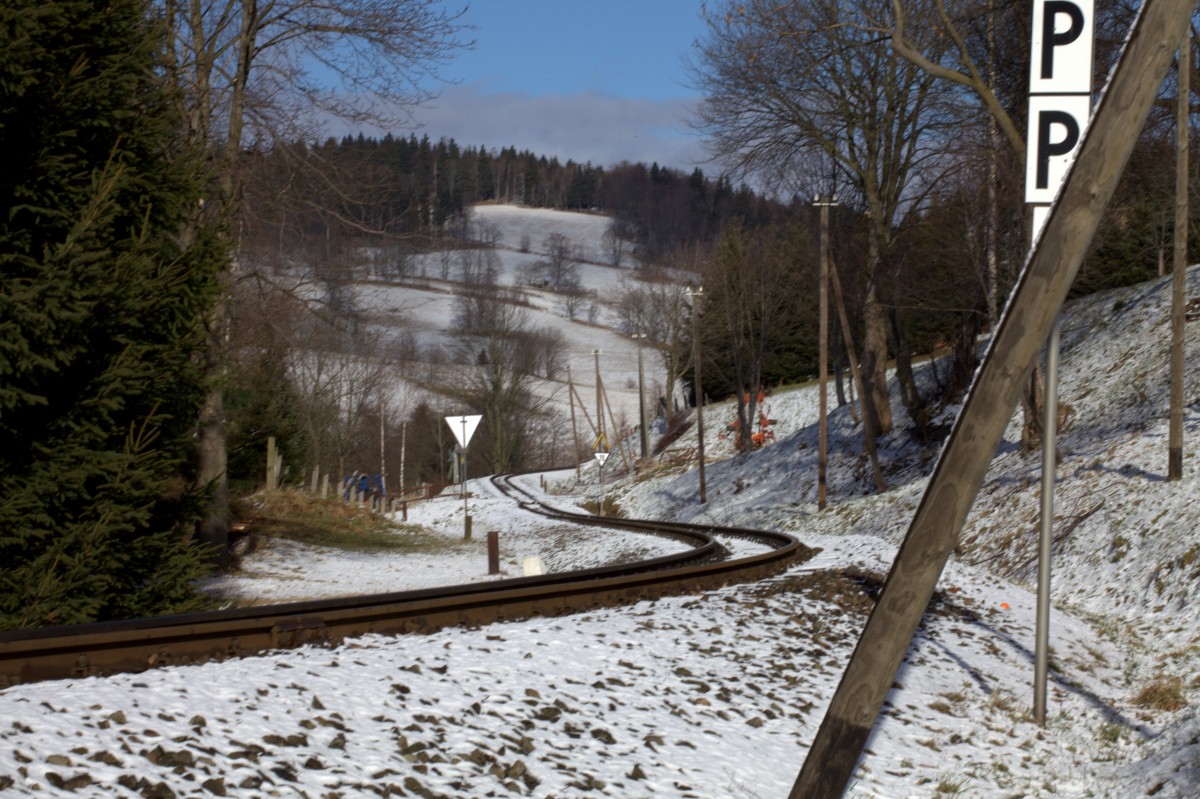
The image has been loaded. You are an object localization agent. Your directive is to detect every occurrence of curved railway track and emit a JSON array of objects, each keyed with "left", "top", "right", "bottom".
[{"left": 0, "top": 474, "right": 814, "bottom": 687}]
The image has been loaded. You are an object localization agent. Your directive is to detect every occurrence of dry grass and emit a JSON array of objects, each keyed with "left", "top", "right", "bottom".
[
  {"left": 1132, "top": 676, "right": 1188, "bottom": 712},
  {"left": 231, "top": 488, "right": 442, "bottom": 553},
  {"left": 580, "top": 498, "right": 625, "bottom": 517}
]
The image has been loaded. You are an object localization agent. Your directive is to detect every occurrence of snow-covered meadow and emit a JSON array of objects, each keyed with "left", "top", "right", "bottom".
[
  {"left": 1, "top": 205, "right": 1199, "bottom": 798},
  {"left": 349, "top": 203, "right": 671, "bottom": 433}
]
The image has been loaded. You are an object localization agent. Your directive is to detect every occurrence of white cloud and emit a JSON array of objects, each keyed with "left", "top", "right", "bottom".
[{"left": 410, "top": 84, "right": 709, "bottom": 172}]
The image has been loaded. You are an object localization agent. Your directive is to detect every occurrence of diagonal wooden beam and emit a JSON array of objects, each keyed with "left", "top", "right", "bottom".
[{"left": 790, "top": 1, "right": 1198, "bottom": 795}]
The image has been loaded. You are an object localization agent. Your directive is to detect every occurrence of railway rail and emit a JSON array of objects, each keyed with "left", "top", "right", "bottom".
[{"left": 0, "top": 473, "right": 814, "bottom": 687}]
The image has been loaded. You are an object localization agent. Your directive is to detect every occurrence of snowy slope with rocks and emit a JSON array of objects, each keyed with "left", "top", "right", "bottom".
[{"left": 1, "top": 206, "right": 1199, "bottom": 798}]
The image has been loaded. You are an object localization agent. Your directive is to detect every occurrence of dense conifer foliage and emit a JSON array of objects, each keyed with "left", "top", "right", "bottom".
[
  {"left": 0, "top": 0, "right": 222, "bottom": 628},
  {"left": 240, "top": 134, "right": 783, "bottom": 265}
]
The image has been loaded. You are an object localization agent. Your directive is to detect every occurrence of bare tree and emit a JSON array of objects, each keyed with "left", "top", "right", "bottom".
[
  {"left": 888, "top": 0, "right": 1118, "bottom": 448},
  {"left": 614, "top": 270, "right": 695, "bottom": 416},
  {"left": 559, "top": 280, "right": 588, "bottom": 321},
  {"left": 453, "top": 265, "right": 525, "bottom": 336},
  {"left": 692, "top": 0, "right": 954, "bottom": 439},
  {"left": 456, "top": 246, "right": 499, "bottom": 288},
  {"left": 448, "top": 298, "right": 558, "bottom": 473},
  {"left": 528, "top": 325, "right": 568, "bottom": 380},
  {"left": 602, "top": 225, "right": 626, "bottom": 268},
  {"left": 542, "top": 232, "right": 581, "bottom": 289},
  {"left": 474, "top": 218, "right": 502, "bottom": 248},
  {"left": 287, "top": 316, "right": 395, "bottom": 484},
  {"left": 702, "top": 224, "right": 813, "bottom": 452},
  {"left": 160, "top": 0, "right": 468, "bottom": 553}
]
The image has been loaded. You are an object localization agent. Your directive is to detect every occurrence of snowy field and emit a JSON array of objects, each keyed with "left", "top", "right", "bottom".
[
  {"left": 1, "top": 207, "right": 1199, "bottom": 798},
  {"left": 199, "top": 474, "right": 697, "bottom": 604},
  {"left": 350, "top": 203, "right": 670, "bottom": 430}
]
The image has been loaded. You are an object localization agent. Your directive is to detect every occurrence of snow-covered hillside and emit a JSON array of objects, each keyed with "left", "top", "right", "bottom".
[
  {"left": 1, "top": 206, "right": 1199, "bottom": 798},
  {"left": 351, "top": 204, "right": 670, "bottom": 440}
]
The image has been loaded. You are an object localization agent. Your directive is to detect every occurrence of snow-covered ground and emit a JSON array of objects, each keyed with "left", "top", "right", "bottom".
[
  {"left": 2, "top": 206, "right": 1199, "bottom": 798},
  {"left": 351, "top": 204, "right": 670, "bottom": 429}
]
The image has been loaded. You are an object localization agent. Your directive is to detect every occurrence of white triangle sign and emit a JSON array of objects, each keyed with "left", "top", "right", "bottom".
[
  {"left": 445, "top": 414, "right": 483, "bottom": 448},
  {"left": 593, "top": 451, "right": 609, "bottom": 466}
]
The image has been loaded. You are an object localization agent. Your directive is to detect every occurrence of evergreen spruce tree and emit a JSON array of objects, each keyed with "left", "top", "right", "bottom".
[{"left": 0, "top": 0, "right": 223, "bottom": 628}]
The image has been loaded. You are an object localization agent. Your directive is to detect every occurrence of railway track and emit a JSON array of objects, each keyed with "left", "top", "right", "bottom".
[{"left": 0, "top": 474, "right": 814, "bottom": 687}]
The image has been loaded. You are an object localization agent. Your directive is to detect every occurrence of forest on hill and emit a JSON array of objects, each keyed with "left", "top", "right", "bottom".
[{"left": 240, "top": 133, "right": 785, "bottom": 263}]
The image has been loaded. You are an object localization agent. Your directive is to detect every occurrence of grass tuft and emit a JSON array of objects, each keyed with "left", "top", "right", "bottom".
[
  {"left": 231, "top": 488, "right": 443, "bottom": 553},
  {"left": 581, "top": 498, "right": 625, "bottom": 517},
  {"left": 1132, "top": 676, "right": 1188, "bottom": 712}
]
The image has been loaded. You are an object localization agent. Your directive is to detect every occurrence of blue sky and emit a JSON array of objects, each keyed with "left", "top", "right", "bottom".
[{"left": 409, "top": 1, "right": 711, "bottom": 172}]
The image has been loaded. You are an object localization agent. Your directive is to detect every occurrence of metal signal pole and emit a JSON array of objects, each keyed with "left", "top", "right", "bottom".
[
  {"left": 1035, "top": 319, "right": 1060, "bottom": 724},
  {"left": 460, "top": 417, "right": 470, "bottom": 538}
]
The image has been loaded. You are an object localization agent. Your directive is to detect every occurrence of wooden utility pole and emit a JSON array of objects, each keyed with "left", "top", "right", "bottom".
[
  {"left": 635, "top": 333, "right": 650, "bottom": 459},
  {"left": 567, "top": 365, "right": 582, "bottom": 480},
  {"left": 266, "top": 436, "right": 277, "bottom": 490},
  {"left": 687, "top": 287, "right": 707, "bottom": 504},
  {"left": 790, "top": 3, "right": 1195, "bottom": 794},
  {"left": 1169, "top": 27, "right": 1190, "bottom": 481},
  {"left": 599, "top": 371, "right": 634, "bottom": 473},
  {"left": 815, "top": 196, "right": 837, "bottom": 509},
  {"left": 593, "top": 349, "right": 605, "bottom": 445}
]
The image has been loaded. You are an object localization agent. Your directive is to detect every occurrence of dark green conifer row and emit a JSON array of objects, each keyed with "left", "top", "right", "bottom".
[{"left": 0, "top": 0, "right": 223, "bottom": 628}]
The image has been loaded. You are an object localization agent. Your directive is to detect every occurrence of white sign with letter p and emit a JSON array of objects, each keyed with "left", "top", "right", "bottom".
[
  {"left": 1025, "top": 94, "right": 1091, "bottom": 204},
  {"left": 1030, "top": 0, "right": 1094, "bottom": 94}
]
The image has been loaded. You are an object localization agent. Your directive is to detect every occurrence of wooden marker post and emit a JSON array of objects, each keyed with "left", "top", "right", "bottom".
[{"left": 487, "top": 531, "right": 500, "bottom": 575}]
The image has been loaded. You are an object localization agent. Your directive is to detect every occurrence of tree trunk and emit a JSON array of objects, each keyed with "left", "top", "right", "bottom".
[
  {"left": 195, "top": 322, "right": 229, "bottom": 564},
  {"left": 889, "top": 308, "right": 930, "bottom": 434},
  {"left": 985, "top": 0, "right": 1001, "bottom": 326},
  {"left": 949, "top": 311, "right": 982, "bottom": 400},
  {"left": 860, "top": 281, "right": 893, "bottom": 438},
  {"left": 1020, "top": 362, "right": 1046, "bottom": 453}
]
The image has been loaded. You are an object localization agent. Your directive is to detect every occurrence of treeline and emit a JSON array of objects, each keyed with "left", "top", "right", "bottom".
[{"left": 242, "top": 134, "right": 784, "bottom": 264}]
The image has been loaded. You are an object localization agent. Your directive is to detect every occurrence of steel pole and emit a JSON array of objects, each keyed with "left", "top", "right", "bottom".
[
  {"left": 1035, "top": 318, "right": 1060, "bottom": 724},
  {"left": 462, "top": 419, "right": 470, "bottom": 540}
]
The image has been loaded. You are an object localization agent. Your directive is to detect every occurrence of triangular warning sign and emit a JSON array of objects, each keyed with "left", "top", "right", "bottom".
[
  {"left": 594, "top": 451, "right": 609, "bottom": 466},
  {"left": 592, "top": 432, "right": 609, "bottom": 451},
  {"left": 445, "top": 414, "right": 483, "bottom": 448}
]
